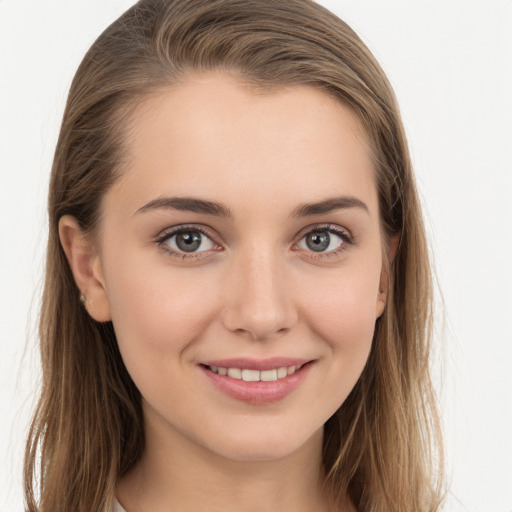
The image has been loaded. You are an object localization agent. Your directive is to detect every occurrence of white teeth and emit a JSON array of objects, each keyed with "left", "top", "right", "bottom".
[
  {"left": 277, "top": 367, "right": 288, "bottom": 379},
  {"left": 242, "top": 369, "right": 260, "bottom": 382},
  {"left": 208, "top": 364, "right": 303, "bottom": 381},
  {"left": 227, "top": 368, "right": 242, "bottom": 379},
  {"left": 260, "top": 369, "right": 278, "bottom": 381}
]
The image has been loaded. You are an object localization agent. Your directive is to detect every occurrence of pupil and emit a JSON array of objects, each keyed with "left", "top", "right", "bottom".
[
  {"left": 176, "top": 231, "right": 202, "bottom": 252},
  {"left": 306, "top": 232, "right": 330, "bottom": 252}
]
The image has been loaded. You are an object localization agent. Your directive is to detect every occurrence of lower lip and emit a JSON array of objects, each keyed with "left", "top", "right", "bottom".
[{"left": 200, "top": 363, "right": 313, "bottom": 404}]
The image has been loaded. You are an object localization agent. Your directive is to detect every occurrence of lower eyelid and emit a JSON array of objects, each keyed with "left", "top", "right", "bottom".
[
  {"left": 293, "top": 226, "right": 354, "bottom": 258},
  {"left": 171, "top": 234, "right": 214, "bottom": 251}
]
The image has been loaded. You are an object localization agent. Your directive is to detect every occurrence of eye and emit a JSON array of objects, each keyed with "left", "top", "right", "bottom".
[
  {"left": 296, "top": 227, "right": 350, "bottom": 254},
  {"left": 158, "top": 227, "right": 217, "bottom": 255}
]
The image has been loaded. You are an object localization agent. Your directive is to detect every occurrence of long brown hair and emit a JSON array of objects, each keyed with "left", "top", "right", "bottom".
[{"left": 25, "top": 1, "right": 445, "bottom": 510}]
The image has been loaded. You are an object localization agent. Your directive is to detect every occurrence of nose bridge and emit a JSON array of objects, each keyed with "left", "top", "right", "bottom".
[{"left": 221, "top": 242, "right": 297, "bottom": 341}]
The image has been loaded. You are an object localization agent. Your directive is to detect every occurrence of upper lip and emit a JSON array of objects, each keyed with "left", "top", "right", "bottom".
[{"left": 200, "top": 357, "right": 312, "bottom": 371}]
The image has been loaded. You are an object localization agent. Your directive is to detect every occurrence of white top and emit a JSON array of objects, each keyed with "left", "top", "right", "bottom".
[{"left": 112, "top": 499, "right": 127, "bottom": 512}]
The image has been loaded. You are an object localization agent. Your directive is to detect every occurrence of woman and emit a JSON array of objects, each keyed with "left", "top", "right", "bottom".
[{"left": 24, "top": 0, "right": 445, "bottom": 510}]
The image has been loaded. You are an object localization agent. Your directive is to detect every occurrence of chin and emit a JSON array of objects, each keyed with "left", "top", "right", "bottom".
[
  {"left": 202, "top": 425, "right": 323, "bottom": 463},
  {"left": 220, "top": 444, "right": 294, "bottom": 462}
]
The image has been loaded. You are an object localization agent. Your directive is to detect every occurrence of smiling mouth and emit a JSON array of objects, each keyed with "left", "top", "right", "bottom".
[
  {"left": 203, "top": 363, "right": 307, "bottom": 382},
  {"left": 200, "top": 360, "right": 313, "bottom": 403}
]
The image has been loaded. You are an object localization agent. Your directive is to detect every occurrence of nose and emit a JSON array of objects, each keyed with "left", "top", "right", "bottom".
[{"left": 220, "top": 248, "right": 298, "bottom": 342}]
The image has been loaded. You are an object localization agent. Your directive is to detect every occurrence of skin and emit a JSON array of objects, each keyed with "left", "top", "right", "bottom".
[{"left": 60, "top": 72, "right": 391, "bottom": 512}]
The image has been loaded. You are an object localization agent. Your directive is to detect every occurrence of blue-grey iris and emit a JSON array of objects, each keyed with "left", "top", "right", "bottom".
[
  {"left": 176, "top": 231, "right": 202, "bottom": 252},
  {"left": 306, "top": 231, "right": 330, "bottom": 252}
]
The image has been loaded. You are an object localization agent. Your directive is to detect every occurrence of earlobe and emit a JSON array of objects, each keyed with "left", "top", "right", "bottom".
[
  {"left": 58, "top": 215, "right": 112, "bottom": 322},
  {"left": 375, "top": 234, "right": 400, "bottom": 318},
  {"left": 376, "top": 282, "right": 388, "bottom": 318},
  {"left": 388, "top": 233, "right": 400, "bottom": 265}
]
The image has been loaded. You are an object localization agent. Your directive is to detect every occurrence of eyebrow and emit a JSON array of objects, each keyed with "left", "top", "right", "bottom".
[
  {"left": 135, "top": 195, "right": 369, "bottom": 218},
  {"left": 289, "top": 196, "right": 369, "bottom": 218},
  {"left": 136, "top": 197, "right": 233, "bottom": 217}
]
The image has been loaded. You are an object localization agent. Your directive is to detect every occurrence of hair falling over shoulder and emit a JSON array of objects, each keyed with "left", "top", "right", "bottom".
[{"left": 24, "top": 1, "right": 445, "bottom": 510}]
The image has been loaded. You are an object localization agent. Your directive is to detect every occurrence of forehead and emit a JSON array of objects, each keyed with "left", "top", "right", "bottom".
[{"left": 112, "top": 72, "right": 378, "bottom": 219}]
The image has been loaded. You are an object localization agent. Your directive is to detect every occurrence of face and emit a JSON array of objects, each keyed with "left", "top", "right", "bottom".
[{"left": 80, "top": 72, "right": 387, "bottom": 462}]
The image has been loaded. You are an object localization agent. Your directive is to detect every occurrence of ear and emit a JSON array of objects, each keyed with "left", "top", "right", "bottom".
[
  {"left": 58, "top": 215, "right": 112, "bottom": 322},
  {"left": 376, "top": 234, "right": 400, "bottom": 318}
]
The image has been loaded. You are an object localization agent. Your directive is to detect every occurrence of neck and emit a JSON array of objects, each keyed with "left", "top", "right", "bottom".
[{"left": 116, "top": 403, "right": 336, "bottom": 512}]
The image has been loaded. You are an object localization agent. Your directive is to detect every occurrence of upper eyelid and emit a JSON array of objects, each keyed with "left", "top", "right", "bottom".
[
  {"left": 293, "top": 223, "right": 353, "bottom": 243},
  {"left": 155, "top": 224, "right": 218, "bottom": 243}
]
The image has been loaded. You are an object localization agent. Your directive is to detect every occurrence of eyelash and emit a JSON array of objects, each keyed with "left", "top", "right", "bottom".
[
  {"left": 154, "top": 223, "right": 354, "bottom": 261},
  {"left": 295, "top": 224, "right": 354, "bottom": 260},
  {"left": 155, "top": 225, "right": 220, "bottom": 260}
]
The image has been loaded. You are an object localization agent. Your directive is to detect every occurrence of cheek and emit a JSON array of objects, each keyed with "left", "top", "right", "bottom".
[
  {"left": 105, "top": 258, "right": 221, "bottom": 359},
  {"left": 304, "top": 264, "right": 380, "bottom": 339},
  {"left": 300, "top": 264, "right": 380, "bottom": 381}
]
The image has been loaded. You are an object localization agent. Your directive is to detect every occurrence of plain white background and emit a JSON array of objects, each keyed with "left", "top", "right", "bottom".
[{"left": 0, "top": 1, "right": 511, "bottom": 511}]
